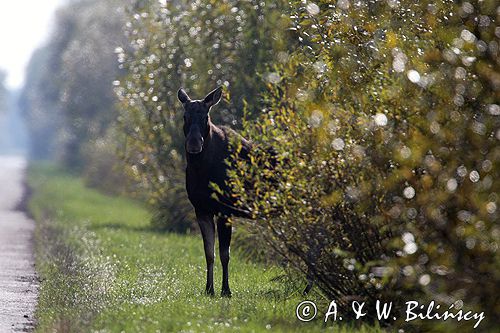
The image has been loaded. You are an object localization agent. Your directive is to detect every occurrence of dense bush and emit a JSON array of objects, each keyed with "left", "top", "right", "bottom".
[
  {"left": 116, "top": 0, "right": 291, "bottom": 231},
  {"left": 225, "top": 0, "right": 499, "bottom": 328}
]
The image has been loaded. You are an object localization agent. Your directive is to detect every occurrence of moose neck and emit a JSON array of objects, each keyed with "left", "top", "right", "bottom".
[{"left": 186, "top": 120, "right": 215, "bottom": 165}]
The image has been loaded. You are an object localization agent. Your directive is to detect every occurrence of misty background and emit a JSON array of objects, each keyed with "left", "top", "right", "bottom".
[
  {"left": 0, "top": 85, "right": 27, "bottom": 155},
  {"left": 0, "top": 0, "right": 65, "bottom": 156}
]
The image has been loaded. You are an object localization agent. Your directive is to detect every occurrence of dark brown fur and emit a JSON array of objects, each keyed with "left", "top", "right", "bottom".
[{"left": 178, "top": 86, "right": 251, "bottom": 297}]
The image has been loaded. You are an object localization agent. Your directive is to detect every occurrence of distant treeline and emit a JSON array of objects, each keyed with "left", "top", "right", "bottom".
[
  {"left": 0, "top": 72, "right": 28, "bottom": 154},
  {"left": 20, "top": 0, "right": 129, "bottom": 192},
  {"left": 21, "top": 0, "right": 499, "bottom": 330}
]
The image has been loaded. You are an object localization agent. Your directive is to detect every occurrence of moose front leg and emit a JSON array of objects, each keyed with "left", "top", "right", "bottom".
[
  {"left": 217, "top": 216, "right": 232, "bottom": 297},
  {"left": 196, "top": 211, "right": 215, "bottom": 296}
]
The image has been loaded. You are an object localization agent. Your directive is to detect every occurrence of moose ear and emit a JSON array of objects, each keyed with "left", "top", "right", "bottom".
[
  {"left": 177, "top": 88, "right": 191, "bottom": 104},
  {"left": 203, "top": 86, "right": 223, "bottom": 108}
]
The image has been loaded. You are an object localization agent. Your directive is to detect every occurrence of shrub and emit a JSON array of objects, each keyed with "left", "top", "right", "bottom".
[
  {"left": 81, "top": 128, "right": 129, "bottom": 196},
  {"left": 226, "top": 0, "right": 499, "bottom": 328}
]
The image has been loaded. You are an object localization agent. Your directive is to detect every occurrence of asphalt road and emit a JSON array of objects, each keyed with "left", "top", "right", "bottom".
[{"left": 0, "top": 156, "right": 37, "bottom": 332}]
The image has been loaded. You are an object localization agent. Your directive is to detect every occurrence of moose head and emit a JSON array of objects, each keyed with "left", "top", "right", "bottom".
[{"left": 177, "top": 86, "right": 222, "bottom": 154}]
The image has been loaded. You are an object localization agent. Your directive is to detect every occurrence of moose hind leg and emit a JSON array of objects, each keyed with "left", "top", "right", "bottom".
[
  {"left": 217, "top": 216, "right": 232, "bottom": 297},
  {"left": 197, "top": 211, "right": 215, "bottom": 296}
]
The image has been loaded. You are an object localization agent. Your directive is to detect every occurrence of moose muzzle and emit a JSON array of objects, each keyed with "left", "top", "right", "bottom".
[{"left": 186, "top": 125, "right": 204, "bottom": 154}]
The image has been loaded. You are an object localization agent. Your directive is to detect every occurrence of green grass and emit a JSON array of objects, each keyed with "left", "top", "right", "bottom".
[{"left": 28, "top": 164, "right": 385, "bottom": 332}]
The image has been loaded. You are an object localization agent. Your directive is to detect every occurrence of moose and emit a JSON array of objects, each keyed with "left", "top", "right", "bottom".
[{"left": 177, "top": 86, "right": 251, "bottom": 297}]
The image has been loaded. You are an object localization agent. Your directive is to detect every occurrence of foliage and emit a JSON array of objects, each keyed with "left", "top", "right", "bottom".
[
  {"left": 225, "top": 0, "right": 499, "bottom": 329},
  {"left": 116, "top": 0, "right": 291, "bottom": 230},
  {"left": 81, "top": 127, "right": 128, "bottom": 195}
]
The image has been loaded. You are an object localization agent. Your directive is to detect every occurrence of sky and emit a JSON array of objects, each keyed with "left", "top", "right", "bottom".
[{"left": 0, "top": 0, "right": 65, "bottom": 90}]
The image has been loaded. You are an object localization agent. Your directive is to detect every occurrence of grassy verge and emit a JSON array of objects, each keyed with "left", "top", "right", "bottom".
[{"left": 28, "top": 164, "right": 384, "bottom": 332}]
